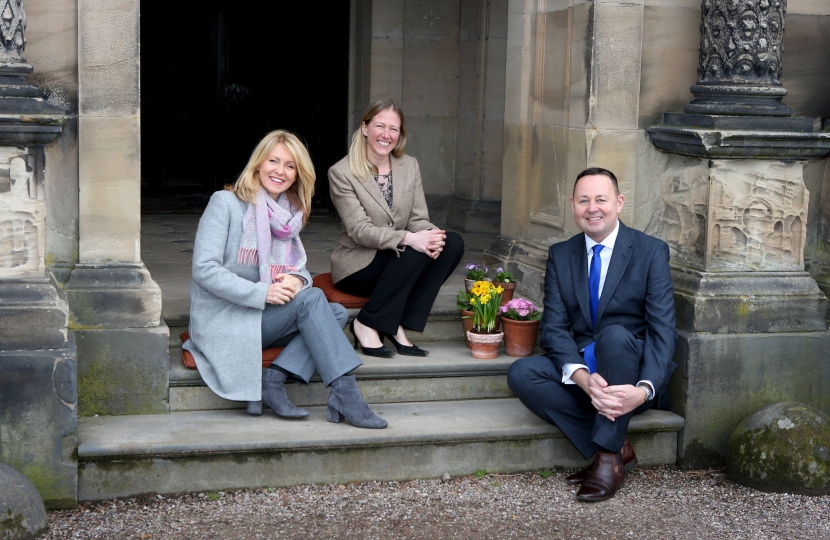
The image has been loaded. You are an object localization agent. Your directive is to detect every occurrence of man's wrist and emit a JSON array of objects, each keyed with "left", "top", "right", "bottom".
[{"left": 636, "top": 382, "right": 654, "bottom": 402}]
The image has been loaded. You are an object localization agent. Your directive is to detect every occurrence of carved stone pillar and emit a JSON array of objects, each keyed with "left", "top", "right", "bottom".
[
  {"left": 687, "top": 0, "right": 790, "bottom": 117},
  {"left": 647, "top": 1, "right": 830, "bottom": 469},
  {"left": 0, "top": 0, "right": 78, "bottom": 509}
]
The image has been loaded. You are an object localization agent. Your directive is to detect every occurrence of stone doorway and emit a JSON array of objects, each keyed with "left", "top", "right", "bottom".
[{"left": 139, "top": 0, "right": 351, "bottom": 213}]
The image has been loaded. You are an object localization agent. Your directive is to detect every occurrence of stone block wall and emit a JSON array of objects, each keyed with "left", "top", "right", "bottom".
[{"left": 352, "top": 0, "right": 506, "bottom": 231}]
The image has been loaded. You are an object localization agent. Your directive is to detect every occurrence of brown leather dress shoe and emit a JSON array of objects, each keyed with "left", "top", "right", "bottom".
[
  {"left": 566, "top": 437, "right": 637, "bottom": 484},
  {"left": 575, "top": 450, "right": 625, "bottom": 502}
]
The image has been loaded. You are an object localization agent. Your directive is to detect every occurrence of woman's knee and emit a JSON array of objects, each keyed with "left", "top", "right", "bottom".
[
  {"left": 329, "top": 302, "right": 349, "bottom": 328},
  {"left": 295, "top": 286, "right": 327, "bottom": 307},
  {"left": 443, "top": 231, "right": 465, "bottom": 257}
]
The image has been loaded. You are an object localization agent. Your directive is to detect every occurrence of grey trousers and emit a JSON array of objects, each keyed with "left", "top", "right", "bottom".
[{"left": 261, "top": 287, "right": 361, "bottom": 386}]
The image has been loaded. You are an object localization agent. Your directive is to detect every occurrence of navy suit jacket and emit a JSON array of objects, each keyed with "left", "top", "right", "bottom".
[{"left": 539, "top": 221, "right": 678, "bottom": 394}]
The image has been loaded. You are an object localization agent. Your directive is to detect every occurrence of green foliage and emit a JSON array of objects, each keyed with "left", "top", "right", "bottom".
[
  {"left": 207, "top": 493, "right": 222, "bottom": 500},
  {"left": 457, "top": 290, "right": 472, "bottom": 311},
  {"left": 493, "top": 267, "right": 514, "bottom": 283},
  {"left": 469, "top": 281, "right": 504, "bottom": 333},
  {"left": 538, "top": 469, "right": 552, "bottom": 479},
  {"left": 465, "top": 263, "right": 488, "bottom": 281},
  {"left": 474, "top": 469, "right": 487, "bottom": 478}
]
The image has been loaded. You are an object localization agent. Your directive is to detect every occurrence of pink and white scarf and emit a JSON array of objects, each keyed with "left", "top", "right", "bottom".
[{"left": 238, "top": 189, "right": 306, "bottom": 284}]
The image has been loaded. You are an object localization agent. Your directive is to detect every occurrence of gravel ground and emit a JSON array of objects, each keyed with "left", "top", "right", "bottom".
[{"left": 46, "top": 467, "right": 830, "bottom": 539}]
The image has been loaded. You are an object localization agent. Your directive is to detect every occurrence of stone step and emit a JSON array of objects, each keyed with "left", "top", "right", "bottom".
[
  {"left": 165, "top": 308, "right": 468, "bottom": 343},
  {"left": 169, "top": 341, "right": 525, "bottom": 411},
  {"left": 76, "top": 400, "right": 684, "bottom": 502}
]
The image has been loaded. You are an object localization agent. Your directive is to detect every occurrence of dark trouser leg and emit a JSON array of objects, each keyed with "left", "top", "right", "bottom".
[
  {"left": 507, "top": 325, "right": 651, "bottom": 459},
  {"left": 336, "top": 232, "right": 465, "bottom": 335},
  {"left": 507, "top": 355, "right": 598, "bottom": 459},
  {"left": 591, "top": 324, "right": 651, "bottom": 453}
]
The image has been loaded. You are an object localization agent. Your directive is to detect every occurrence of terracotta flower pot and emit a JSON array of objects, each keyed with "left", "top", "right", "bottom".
[
  {"left": 493, "top": 281, "right": 516, "bottom": 306},
  {"left": 500, "top": 317, "right": 540, "bottom": 357},
  {"left": 466, "top": 330, "right": 503, "bottom": 359},
  {"left": 460, "top": 309, "right": 474, "bottom": 349}
]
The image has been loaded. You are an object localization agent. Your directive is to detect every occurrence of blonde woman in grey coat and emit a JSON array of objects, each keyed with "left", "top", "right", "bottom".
[{"left": 183, "top": 130, "right": 387, "bottom": 429}]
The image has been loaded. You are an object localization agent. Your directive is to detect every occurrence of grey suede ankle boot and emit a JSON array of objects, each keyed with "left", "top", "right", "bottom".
[
  {"left": 262, "top": 368, "right": 309, "bottom": 419},
  {"left": 327, "top": 375, "right": 388, "bottom": 429}
]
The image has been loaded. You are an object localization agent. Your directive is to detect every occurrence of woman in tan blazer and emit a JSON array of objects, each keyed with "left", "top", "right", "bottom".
[{"left": 329, "top": 100, "right": 465, "bottom": 357}]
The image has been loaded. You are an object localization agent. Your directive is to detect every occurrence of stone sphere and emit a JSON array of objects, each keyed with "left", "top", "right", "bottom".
[
  {"left": 0, "top": 463, "right": 47, "bottom": 539},
  {"left": 727, "top": 402, "right": 830, "bottom": 496}
]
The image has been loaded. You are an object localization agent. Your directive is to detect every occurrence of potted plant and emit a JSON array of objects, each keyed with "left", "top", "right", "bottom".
[
  {"left": 466, "top": 280, "right": 504, "bottom": 359},
  {"left": 499, "top": 298, "right": 542, "bottom": 357},
  {"left": 464, "top": 263, "right": 488, "bottom": 293},
  {"left": 492, "top": 267, "right": 517, "bottom": 306},
  {"left": 457, "top": 289, "right": 474, "bottom": 349}
]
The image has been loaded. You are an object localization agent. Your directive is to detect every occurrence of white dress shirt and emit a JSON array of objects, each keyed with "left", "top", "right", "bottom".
[{"left": 560, "top": 221, "right": 654, "bottom": 397}]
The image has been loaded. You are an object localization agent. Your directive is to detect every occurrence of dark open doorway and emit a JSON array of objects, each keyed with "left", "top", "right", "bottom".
[{"left": 140, "top": 1, "right": 351, "bottom": 213}]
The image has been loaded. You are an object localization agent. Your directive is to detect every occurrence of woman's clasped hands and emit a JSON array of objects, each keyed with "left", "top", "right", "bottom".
[
  {"left": 266, "top": 273, "right": 304, "bottom": 305},
  {"left": 402, "top": 228, "right": 447, "bottom": 259}
]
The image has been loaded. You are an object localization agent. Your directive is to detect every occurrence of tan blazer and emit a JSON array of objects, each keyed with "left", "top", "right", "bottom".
[{"left": 328, "top": 154, "right": 437, "bottom": 283}]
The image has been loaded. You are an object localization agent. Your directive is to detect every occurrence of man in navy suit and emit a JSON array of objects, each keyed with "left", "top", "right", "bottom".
[{"left": 508, "top": 167, "right": 677, "bottom": 502}]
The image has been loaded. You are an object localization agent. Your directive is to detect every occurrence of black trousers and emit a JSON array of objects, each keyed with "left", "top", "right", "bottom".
[
  {"left": 507, "top": 324, "right": 653, "bottom": 459},
  {"left": 335, "top": 232, "right": 464, "bottom": 335}
]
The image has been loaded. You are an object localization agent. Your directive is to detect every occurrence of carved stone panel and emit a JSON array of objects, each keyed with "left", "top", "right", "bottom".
[
  {"left": 707, "top": 160, "right": 806, "bottom": 271},
  {"left": 0, "top": 148, "right": 44, "bottom": 278},
  {"left": 661, "top": 159, "right": 807, "bottom": 272},
  {"left": 660, "top": 160, "right": 711, "bottom": 271}
]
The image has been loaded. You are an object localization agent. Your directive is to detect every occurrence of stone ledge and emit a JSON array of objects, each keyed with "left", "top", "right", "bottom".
[
  {"left": 169, "top": 341, "right": 522, "bottom": 387},
  {"left": 77, "top": 400, "right": 683, "bottom": 460}
]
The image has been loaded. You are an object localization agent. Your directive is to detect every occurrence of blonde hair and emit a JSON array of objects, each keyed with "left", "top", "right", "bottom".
[
  {"left": 348, "top": 99, "right": 406, "bottom": 180},
  {"left": 232, "top": 130, "right": 315, "bottom": 225}
]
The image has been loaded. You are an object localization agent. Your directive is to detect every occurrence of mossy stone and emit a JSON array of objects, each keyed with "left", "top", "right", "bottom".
[
  {"left": 0, "top": 463, "right": 47, "bottom": 539},
  {"left": 727, "top": 402, "right": 830, "bottom": 496}
]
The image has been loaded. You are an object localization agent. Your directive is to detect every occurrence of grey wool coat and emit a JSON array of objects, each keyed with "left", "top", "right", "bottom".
[
  {"left": 182, "top": 190, "right": 312, "bottom": 401},
  {"left": 328, "top": 154, "right": 437, "bottom": 283}
]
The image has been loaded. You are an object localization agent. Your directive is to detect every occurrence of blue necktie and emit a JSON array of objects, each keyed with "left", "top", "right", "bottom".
[{"left": 584, "top": 244, "right": 604, "bottom": 373}]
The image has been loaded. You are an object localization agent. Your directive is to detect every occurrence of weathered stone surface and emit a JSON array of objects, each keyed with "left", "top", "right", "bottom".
[
  {"left": 0, "top": 345, "right": 78, "bottom": 509},
  {"left": 727, "top": 402, "right": 830, "bottom": 495},
  {"left": 76, "top": 403, "right": 682, "bottom": 502},
  {"left": 672, "top": 268, "right": 827, "bottom": 333},
  {"left": 65, "top": 264, "right": 161, "bottom": 328},
  {"left": 77, "top": 116, "right": 140, "bottom": 263},
  {"left": 78, "top": 0, "right": 139, "bottom": 117},
  {"left": 75, "top": 325, "right": 169, "bottom": 416},
  {"left": 446, "top": 199, "right": 501, "bottom": 235},
  {"left": 0, "top": 463, "right": 47, "bottom": 539},
  {"left": 661, "top": 160, "right": 810, "bottom": 272},
  {"left": 669, "top": 330, "right": 830, "bottom": 469},
  {"left": 0, "top": 276, "right": 70, "bottom": 350},
  {"left": 0, "top": 148, "right": 46, "bottom": 279}
]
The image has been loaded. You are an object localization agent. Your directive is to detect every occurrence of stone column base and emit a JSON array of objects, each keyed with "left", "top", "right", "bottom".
[
  {"left": 0, "top": 341, "right": 78, "bottom": 509},
  {"left": 670, "top": 329, "right": 830, "bottom": 469},
  {"left": 66, "top": 263, "right": 169, "bottom": 416},
  {"left": 673, "top": 267, "right": 828, "bottom": 334}
]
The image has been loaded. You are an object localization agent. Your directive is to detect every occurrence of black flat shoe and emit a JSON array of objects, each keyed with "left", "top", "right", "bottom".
[
  {"left": 350, "top": 320, "right": 395, "bottom": 358},
  {"left": 381, "top": 333, "right": 429, "bottom": 357}
]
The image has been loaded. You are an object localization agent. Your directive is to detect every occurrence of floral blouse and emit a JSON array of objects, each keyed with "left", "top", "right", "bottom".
[{"left": 374, "top": 170, "right": 393, "bottom": 209}]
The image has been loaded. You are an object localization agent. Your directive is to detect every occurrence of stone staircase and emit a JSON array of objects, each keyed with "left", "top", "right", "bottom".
[
  {"left": 76, "top": 311, "right": 684, "bottom": 502},
  {"left": 75, "top": 215, "right": 684, "bottom": 502}
]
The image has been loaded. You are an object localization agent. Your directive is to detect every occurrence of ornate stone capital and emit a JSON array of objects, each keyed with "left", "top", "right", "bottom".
[
  {"left": 685, "top": 0, "right": 791, "bottom": 117},
  {"left": 0, "top": 0, "right": 25, "bottom": 64},
  {"left": 696, "top": 0, "right": 786, "bottom": 86}
]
